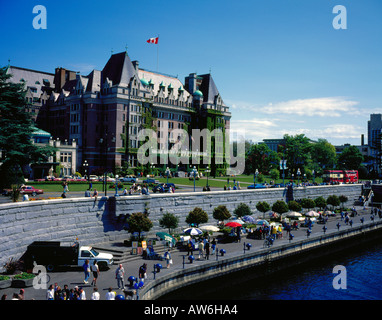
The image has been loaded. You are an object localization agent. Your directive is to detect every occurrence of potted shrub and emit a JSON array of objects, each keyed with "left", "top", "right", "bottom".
[
  {"left": 0, "top": 275, "right": 12, "bottom": 289},
  {"left": 11, "top": 272, "right": 36, "bottom": 288}
]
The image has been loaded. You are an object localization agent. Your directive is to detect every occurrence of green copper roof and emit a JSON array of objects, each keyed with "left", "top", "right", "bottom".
[
  {"left": 140, "top": 78, "right": 149, "bottom": 86},
  {"left": 193, "top": 90, "right": 203, "bottom": 97},
  {"left": 32, "top": 127, "right": 51, "bottom": 137}
]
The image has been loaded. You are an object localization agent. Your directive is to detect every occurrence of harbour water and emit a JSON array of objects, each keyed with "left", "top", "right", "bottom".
[{"left": 160, "top": 241, "right": 382, "bottom": 300}]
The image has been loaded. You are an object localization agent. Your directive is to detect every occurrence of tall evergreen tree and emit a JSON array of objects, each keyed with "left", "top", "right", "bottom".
[{"left": 0, "top": 66, "right": 54, "bottom": 188}]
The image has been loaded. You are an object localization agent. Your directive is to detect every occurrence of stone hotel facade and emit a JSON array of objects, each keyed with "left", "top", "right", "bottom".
[{"left": 6, "top": 51, "right": 231, "bottom": 177}]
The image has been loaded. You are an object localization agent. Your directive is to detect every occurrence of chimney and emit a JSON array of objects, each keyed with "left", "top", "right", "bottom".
[
  {"left": 132, "top": 60, "right": 139, "bottom": 72},
  {"left": 361, "top": 134, "right": 364, "bottom": 146}
]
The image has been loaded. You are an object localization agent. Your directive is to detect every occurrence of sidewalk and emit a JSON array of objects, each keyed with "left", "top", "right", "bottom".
[{"left": 0, "top": 206, "right": 377, "bottom": 300}]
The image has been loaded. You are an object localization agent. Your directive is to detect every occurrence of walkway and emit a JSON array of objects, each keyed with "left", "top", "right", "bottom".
[{"left": 0, "top": 206, "right": 378, "bottom": 300}]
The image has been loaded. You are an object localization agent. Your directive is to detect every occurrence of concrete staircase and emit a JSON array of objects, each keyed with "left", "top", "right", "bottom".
[{"left": 92, "top": 242, "right": 181, "bottom": 264}]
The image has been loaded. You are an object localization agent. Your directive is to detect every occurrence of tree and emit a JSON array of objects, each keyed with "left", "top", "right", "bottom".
[
  {"left": 327, "top": 195, "right": 340, "bottom": 210},
  {"left": 159, "top": 212, "right": 179, "bottom": 234},
  {"left": 126, "top": 212, "right": 153, "bottom": 241},
  {"left": 337, "top": 145, "right": 364, "bottom": 170},
  {"left": 0, "top": 66, "right": 54, "bottom": 189},
  {"left": 300, "top": 198, "right": 316, "bottom": 211},
  {"left": 339, "top": 195, "right": 348, "bottom": 209},
  {"left": 233, "top": 203, "right": 251, "bottom": 218},
  {"left": 288, "top": 200, "right": 302, "bottom": 212},
  {"left": 213, "top": 205, "right": 231, "bottom": 223},
  {"left": 245, "top": 143, "right": 280, "bottom": 175},
  {"left": 256, "top": 201, "right": 270, "bottom": 218},
  {"left": 269, "top": 168, "right": 280, "bottom": 181},
  {"left": 314, "top": 196, "right": 327, "bottom": 210},
  {"left": 185, "top": 207, "right": 208, "bottom": 227},
  {"left": 310, "top": 139, "right": 337, "bottom": 169},
  {"left": 271, "top": 200, "right": 289, "bottom": 215},
  {"left": 284, "top": 134, "right": 312, "bottom": 174}
]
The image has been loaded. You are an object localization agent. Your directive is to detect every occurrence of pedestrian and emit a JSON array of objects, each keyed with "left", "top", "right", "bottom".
[
  {"left": 83, "top": 259, "right": 90, "bottom": 284},
  {"left": 115, "top": 264, "right": 125, "bottom": 289},
  {"left": 89, "top": 181, "right": 93, "bottom": 191},
  {"left": 106, "top": 287, "right": 116, "bottom": 300},
  {"left": 211, "top": 238, "right": 216, "bottom": 254},
  {"left": 46, "top": 284, "right": 54, "bottom": 300},
  {"left": 92, "top": 188, "right": 98, "bottom": 201},
  {"left": 198, "top": 240, "right": 204, "bottom": 260},
  {"left": 91, "top": 287, "right": 100, "bottom": 300},
  {"left": 63, "top": 284, "right": 70, "bottom": 299},
  {"left": 187, "top": 240, "right": 194, "bottom": 256},
  {"left": 139, "top": 263, "right": 147, "bottom": 280},
  {"left": 164, "top": 250, "right": 172, "bottom": 268},
  {"left": 205, "top": 241, "right": 210, "bottom": 260},
  {"left": 79, "top": 287, "right": 86, "bottom": 300},
  {"left": 18, "top": 289, "right": 25, "bottom": 300},
  {"left": 236, "top": 226, "right": 241, "bottom": 242},
  {"left": 91, "top": 260, "right": 100, "bottom": 286},
  {"left": 1, "top": 294, "right": 7, "bottom": 300}
]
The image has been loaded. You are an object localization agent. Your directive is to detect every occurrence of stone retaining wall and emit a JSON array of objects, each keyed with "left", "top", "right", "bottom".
[{"left": 0, "top": 184, "right": 362, "bottom": 270}]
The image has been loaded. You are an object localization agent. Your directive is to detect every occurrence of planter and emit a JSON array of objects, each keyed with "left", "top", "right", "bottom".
[
  {"left": 11, "top": 278, "right": 34, "bottom": 288},
  {"left": 0, "top": 279, "right": 12, "bottom": 289},
  {"left": 11, "top": 273, "right": 36, "bottom": 288}
]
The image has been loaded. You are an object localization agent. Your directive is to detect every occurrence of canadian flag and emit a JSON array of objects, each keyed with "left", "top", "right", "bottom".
[{"left": 147, "top": 37, "right": 159, "bottom": 44}]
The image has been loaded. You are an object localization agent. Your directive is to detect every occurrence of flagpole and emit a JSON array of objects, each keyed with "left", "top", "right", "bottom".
[{"left": 157, "top": 34, "right": 159, "bottom": 72}]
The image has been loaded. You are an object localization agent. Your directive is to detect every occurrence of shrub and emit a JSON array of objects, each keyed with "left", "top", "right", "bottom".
[
  {"left": 272, "top": 200, "right": 289, "bottom": 214},
  {"left": 233, "top": 203, "right": 252, "bottom": 218},
  {"left": 186, "top": 207, "right": 208, "bottom": 227},
  {"left": 300, "top": 198, "right": 316, "bottom": 210},
  {"left": 314, "top": 196, "right": 327, "bottom": 210},
  {"left": 288, "top": 200, "right": 302, "bottom": 212},
  {"left": 13, "top": 272, "right": 35, "bottom": 279},
  {"left": 159, "top": 212, "right": 179, "bottom": 234},
  {"left": 213, "top": 205, "right": 231, "bottom": 222},
  {"left": 327, "top": 195, "right": 340, "bottom": 210}
]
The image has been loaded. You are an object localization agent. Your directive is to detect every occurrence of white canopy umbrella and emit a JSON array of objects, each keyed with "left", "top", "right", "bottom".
[
  {"left": 286, "top": 211, "right": 302, "bottom": 218},
  {"left": 199, "top": 225, "right": 220, "bottom": 232},
  {"left": 305, "top": 211, "right": 320, "bottom": 217}
]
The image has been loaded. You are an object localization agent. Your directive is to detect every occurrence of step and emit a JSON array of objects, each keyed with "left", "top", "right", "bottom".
[{"left": 93, "top": 242, "right": 181, "bottom": 264}]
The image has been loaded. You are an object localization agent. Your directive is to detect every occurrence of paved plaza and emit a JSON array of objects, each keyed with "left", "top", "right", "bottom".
[{"left": 0, "top": 205, "right": 378, "bottom": 301}]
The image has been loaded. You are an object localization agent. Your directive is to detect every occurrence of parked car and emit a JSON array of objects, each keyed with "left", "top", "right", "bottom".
[
  {"left": 119, "top": 176, "right": 137, "bottom": 183},
  {"left": 89, "top": 175, "right": 99, "bottom": 181},
  {"left": 247, "top": 183, "right": 267, "bottom": 189},
  {"left": 152, "top": 183, "right": 176, "bottom": 193},
  {"left": 143, "top": 178, "right": 156, "bottom": 184},
  {"left": 3, "top": 185, "right": 44, "bottom": 196}
]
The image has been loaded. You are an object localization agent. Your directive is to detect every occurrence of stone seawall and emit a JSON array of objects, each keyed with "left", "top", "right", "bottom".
[{"left": 0, "top": 184, "right": 362, "bottom": 269}]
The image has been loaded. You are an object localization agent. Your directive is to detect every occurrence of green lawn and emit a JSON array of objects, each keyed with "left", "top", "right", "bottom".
[{"left": 27, "top": 174, "right": 324, "bottom": 192}]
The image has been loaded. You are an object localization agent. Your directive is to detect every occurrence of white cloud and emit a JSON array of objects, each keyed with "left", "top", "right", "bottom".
[
  {"left": 262, "top": 97, "right": 359, "bottom": 117},
  {"left": 227, "top": 97, "right": 360, "bottom": 117}
]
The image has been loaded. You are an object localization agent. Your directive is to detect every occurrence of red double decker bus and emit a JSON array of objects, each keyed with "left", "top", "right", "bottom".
[{"left": 322, "top": 170, "right": 358, "bottom": 183}]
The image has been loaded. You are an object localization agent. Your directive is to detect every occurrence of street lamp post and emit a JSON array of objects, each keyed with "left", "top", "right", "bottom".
[
  {"left": 254, "top": 169, "right": 259, "bottom": 186},
  {"left": 205, "top": 166, "right": 210, "bottom": 190},
  {"left": 165, "top": 167, "right": 170, "bottom": 184},
  {"left": 297, "top": 168, "right": 301, "bottom": 186},
  {"left": 312, "top": 170, "right": 315, "bottom": 184},
  {"left": 192, "top": 166, "right": 197, "bottom": 192},
  {"left": 114, "top": 175, "right": 119, "bottom": 197}
]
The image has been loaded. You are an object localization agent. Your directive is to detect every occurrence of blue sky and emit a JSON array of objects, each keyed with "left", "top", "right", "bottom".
[{"left": 1, "top": 0, "right": 381, "bottom": 146}]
